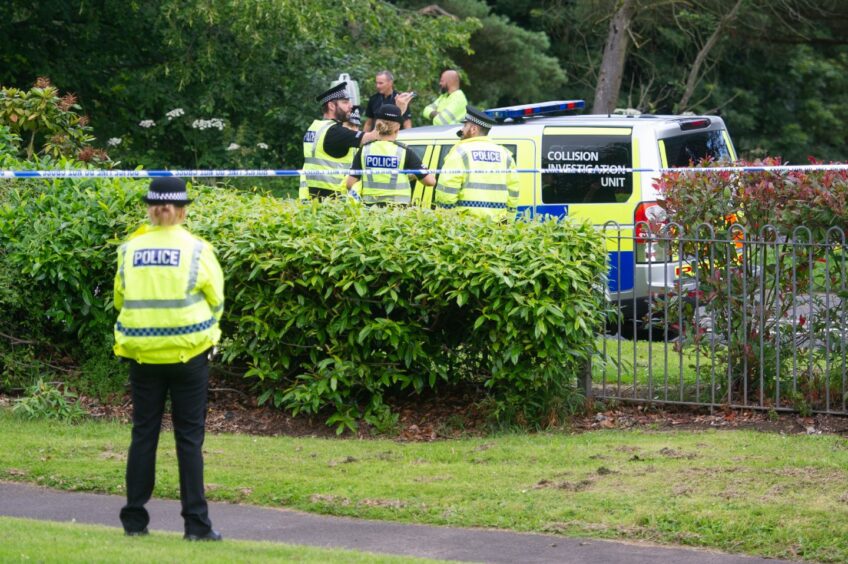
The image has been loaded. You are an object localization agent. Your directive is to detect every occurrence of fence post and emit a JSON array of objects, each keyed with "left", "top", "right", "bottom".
[{"left": 580, "top": 355, "right": 594, "bottom": 409}]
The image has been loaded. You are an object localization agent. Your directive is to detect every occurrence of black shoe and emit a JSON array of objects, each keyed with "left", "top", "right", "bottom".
[
  {"left": 124, "top": 527, "right": 149, "bottom": 537},
  {"left": 184, "top": 529, "right": 223, "bottom": 541}
]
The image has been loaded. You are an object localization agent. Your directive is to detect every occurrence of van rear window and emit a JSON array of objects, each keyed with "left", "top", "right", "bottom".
[
  {"left": 542, "top": 134, "right": 632, "bottom": 204},
  {"left": 661, "top": 130, "right": 732, "bottom": 167}
]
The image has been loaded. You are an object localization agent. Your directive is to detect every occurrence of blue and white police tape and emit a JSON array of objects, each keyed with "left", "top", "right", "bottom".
[{"left": 1, "top": 163, "right": 848, "bottom": 179}]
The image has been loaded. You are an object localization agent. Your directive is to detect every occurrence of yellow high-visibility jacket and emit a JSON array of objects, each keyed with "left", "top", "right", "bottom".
[
  {"left": 422, "top": 90, "right": 467, "bottom": 126},
  {"left": 359, "top": 140, "right": 411, "bottom": 205},
  {"left": 434, "top": 136, "right": 519, "bottom": 221},
  {"left": 300, "top": 119, "right": 354, "bottom": 199},
  {"left": 113, "top": 224, "right": 224, "bottom": 364}
]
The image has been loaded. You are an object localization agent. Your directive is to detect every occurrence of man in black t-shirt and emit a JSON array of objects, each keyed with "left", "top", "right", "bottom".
[{"left": 363, "top": 71, "right": 412, "bottom": 132}]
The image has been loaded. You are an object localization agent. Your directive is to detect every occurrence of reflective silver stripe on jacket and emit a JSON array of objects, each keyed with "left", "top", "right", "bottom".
[
  {"left": 362, "top": 194, "right": 411, "bottom": 204},
  {"left": 121, "top": 293, "right": 206, "bottom": 310},
  {"left": 363, "top": 181, "right": 401, "bottom": 189},
  {"left": 436, "top": 108, "right": 456, "bottom": 124},
  {"left": 454, "top": 147, "right": 471, "bottom": 184},
  {"left": 464, "top": 181, "right": 507, "bottom": 191},
  {"left": 119, "top": 244, "right": 128, "bottom": 290},
  {"left": 304, "top": 156, "right": 347, "bottom": 169},
  {"left": 186, "top": 240, "right": 204, "bottom": 293},
  {"left": 308, "top": 174, "right": 347, "bottom": 185}
]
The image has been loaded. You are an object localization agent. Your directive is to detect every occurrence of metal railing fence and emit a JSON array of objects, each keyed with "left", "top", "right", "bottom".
[{"left": 592, "top": 223, "right": 847, "bottom": 415}]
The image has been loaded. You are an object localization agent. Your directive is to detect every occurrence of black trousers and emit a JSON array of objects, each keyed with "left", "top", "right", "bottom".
[{"left": 119, "top": 351, "right": 213, "bottom": 535}]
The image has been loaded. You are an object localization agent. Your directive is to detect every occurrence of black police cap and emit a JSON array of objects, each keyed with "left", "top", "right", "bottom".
[
  {"left": 375, "top": 104, "right": 404, "bottom": 124},
  {"left": 143, "top": 177, "right": 192, "bottom": 206},
  {"left": 316, "top": 82, "right": 350, "bottom": 104},
  {"left": 462, "top": 105, "right": 495, "bottom": 129}
]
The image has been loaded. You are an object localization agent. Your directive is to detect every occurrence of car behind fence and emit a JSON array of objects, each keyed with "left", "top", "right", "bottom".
[{"left": 591, "top": 222, "right": 847, "bottom": 416}]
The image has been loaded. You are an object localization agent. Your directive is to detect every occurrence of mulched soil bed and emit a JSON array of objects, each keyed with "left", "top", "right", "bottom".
[{"left": 4, "top": 371, "right": 848, "bottom": 440}]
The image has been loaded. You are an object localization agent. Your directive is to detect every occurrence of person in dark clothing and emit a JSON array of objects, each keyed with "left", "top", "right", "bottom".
[{"left": 363, "top": 71, "right": 412, "bottom": 132}]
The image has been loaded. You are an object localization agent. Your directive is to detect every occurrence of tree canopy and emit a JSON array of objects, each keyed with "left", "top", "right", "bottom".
[
  {"left": 0, "top": 0, "right": 476, "bottom": 171},
  {"left": 1, "top": 0, "right": 845, "bottom": 168}
]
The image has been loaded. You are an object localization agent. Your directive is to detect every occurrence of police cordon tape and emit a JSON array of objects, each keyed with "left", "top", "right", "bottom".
[{"left": 1, "top": 163, "right": 848, "bottom": 179}]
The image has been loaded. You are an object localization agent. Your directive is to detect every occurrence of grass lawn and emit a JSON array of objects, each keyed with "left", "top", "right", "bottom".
[
  {"left": 0, "top": 516, "right": 436, "bottom": 563},
  {"left": 594, "top": 337, "right": 707, "bottom": 391},
  {"left": 594, "top": 334, "right": 846, "bottom": 407},
  {"left": 2, "top": 410, "right": 848, "bottom": 562}
]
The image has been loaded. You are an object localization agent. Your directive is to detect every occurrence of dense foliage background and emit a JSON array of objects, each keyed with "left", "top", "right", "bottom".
[{"left": 1, "top": 0, "right": 846, "bottom": 172}]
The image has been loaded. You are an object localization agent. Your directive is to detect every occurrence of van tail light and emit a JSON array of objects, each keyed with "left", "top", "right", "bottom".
[
  {"left": 634, "top": 201, "right": 669, "bottom": 263},
  {"left": 680, "top": 118, "right": 711, "bottom": 130}
]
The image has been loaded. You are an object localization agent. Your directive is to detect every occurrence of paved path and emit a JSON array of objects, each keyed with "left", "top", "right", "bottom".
[{"left": 0, "top": 481, "right": 787, "bottom": 563}]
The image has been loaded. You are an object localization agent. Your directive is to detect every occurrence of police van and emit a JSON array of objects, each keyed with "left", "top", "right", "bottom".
[{"left": 397, "top": 100, "right": 737, "bottom": 335}]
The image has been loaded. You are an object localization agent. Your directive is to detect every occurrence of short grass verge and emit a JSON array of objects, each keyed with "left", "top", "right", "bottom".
[
  {"left": 593, "top": 336, "right": 844, "bottom": 407},
  {"left": 1, "top": 410, "right": 847, "bottom": 562},
  {"left": 594, "top": 336, "right": 704, "bottom": 390},
  {"left": 0, "top": 516, "right": 435, "bottom": 563}
]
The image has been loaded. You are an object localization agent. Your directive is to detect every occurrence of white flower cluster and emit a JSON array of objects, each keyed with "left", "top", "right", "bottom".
[
  {"left": 256, "top": 142, "right": 269, "bottom": 150},
  {"left": 226, "top": 143, "right": 240, "bottom": 151},
  {"left": 106, "top": 137, "right": 122, "bottom": 147},
  {"left": 166, "top": 108, "right": 185, "bottom": 120},
  {"left": 138, "top": 119, "right": 156, "bottom": 128},
  {"left": 191, "top": 118, "right": 225, "bottom": 131}
]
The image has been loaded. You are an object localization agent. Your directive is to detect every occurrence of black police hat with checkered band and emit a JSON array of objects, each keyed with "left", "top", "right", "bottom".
[
  {"left": 316, "top": 82, "right": 350, "bottom": 104},
  {"left": 143, "top": 177, "right": 192, "bottom": 206},
  {"left": 462, "top": 105, "right": 496, "bottom": 129}
]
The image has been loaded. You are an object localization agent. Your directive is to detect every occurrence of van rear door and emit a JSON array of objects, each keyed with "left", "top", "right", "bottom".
[
  {"left": 539, "top": 127, "right": 642, "bottom": 293},
  {"left": 408, "top": 143, "right": 437, "bottom": 207},
  {"left": 538, "top": 127, "right": 639, "bottom": 224}
]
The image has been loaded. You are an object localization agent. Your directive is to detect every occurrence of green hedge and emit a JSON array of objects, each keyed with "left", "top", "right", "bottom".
[
  {"left": 0, "top": 171, "right": 608, "bottom": 430},
  {"left": 0, "top": 164, "right": 142, "bottom": 398}
]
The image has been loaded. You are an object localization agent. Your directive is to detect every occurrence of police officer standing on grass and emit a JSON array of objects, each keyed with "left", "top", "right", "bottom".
[
  {"left": 114, "top": 177, "right": 224, "bottom": 542},
  {"left": 434, "top": 106, "right": 519, "bottom": 221},
  {"left": 346, "top": 104, "right": 435, "bottom": 205},
  {"left": 422, "top": 69, "right": 467, "bottom": 126}
]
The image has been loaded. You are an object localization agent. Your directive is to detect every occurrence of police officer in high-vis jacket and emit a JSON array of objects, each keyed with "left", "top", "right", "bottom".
[
  {"left": 346, "top": 104, "right": 435, "bottom": 205},
  {"left": 300, "top": 83, "right": 414, "bottom": 201},
  {"left": 115, "top": 177, "right": 224, "bottom": 541},
  {"left": 434, "top": 106, "right": 519, "bottom": 221}
]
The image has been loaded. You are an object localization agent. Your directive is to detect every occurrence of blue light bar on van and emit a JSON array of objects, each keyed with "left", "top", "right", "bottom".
[{"left": 485, "top": 100, "right": 585, "bottom": 120}]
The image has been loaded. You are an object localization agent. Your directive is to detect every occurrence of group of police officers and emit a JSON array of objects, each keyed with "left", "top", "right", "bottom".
[{"left": 301, "top": 80, "right": 519, "bottom": 221}]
